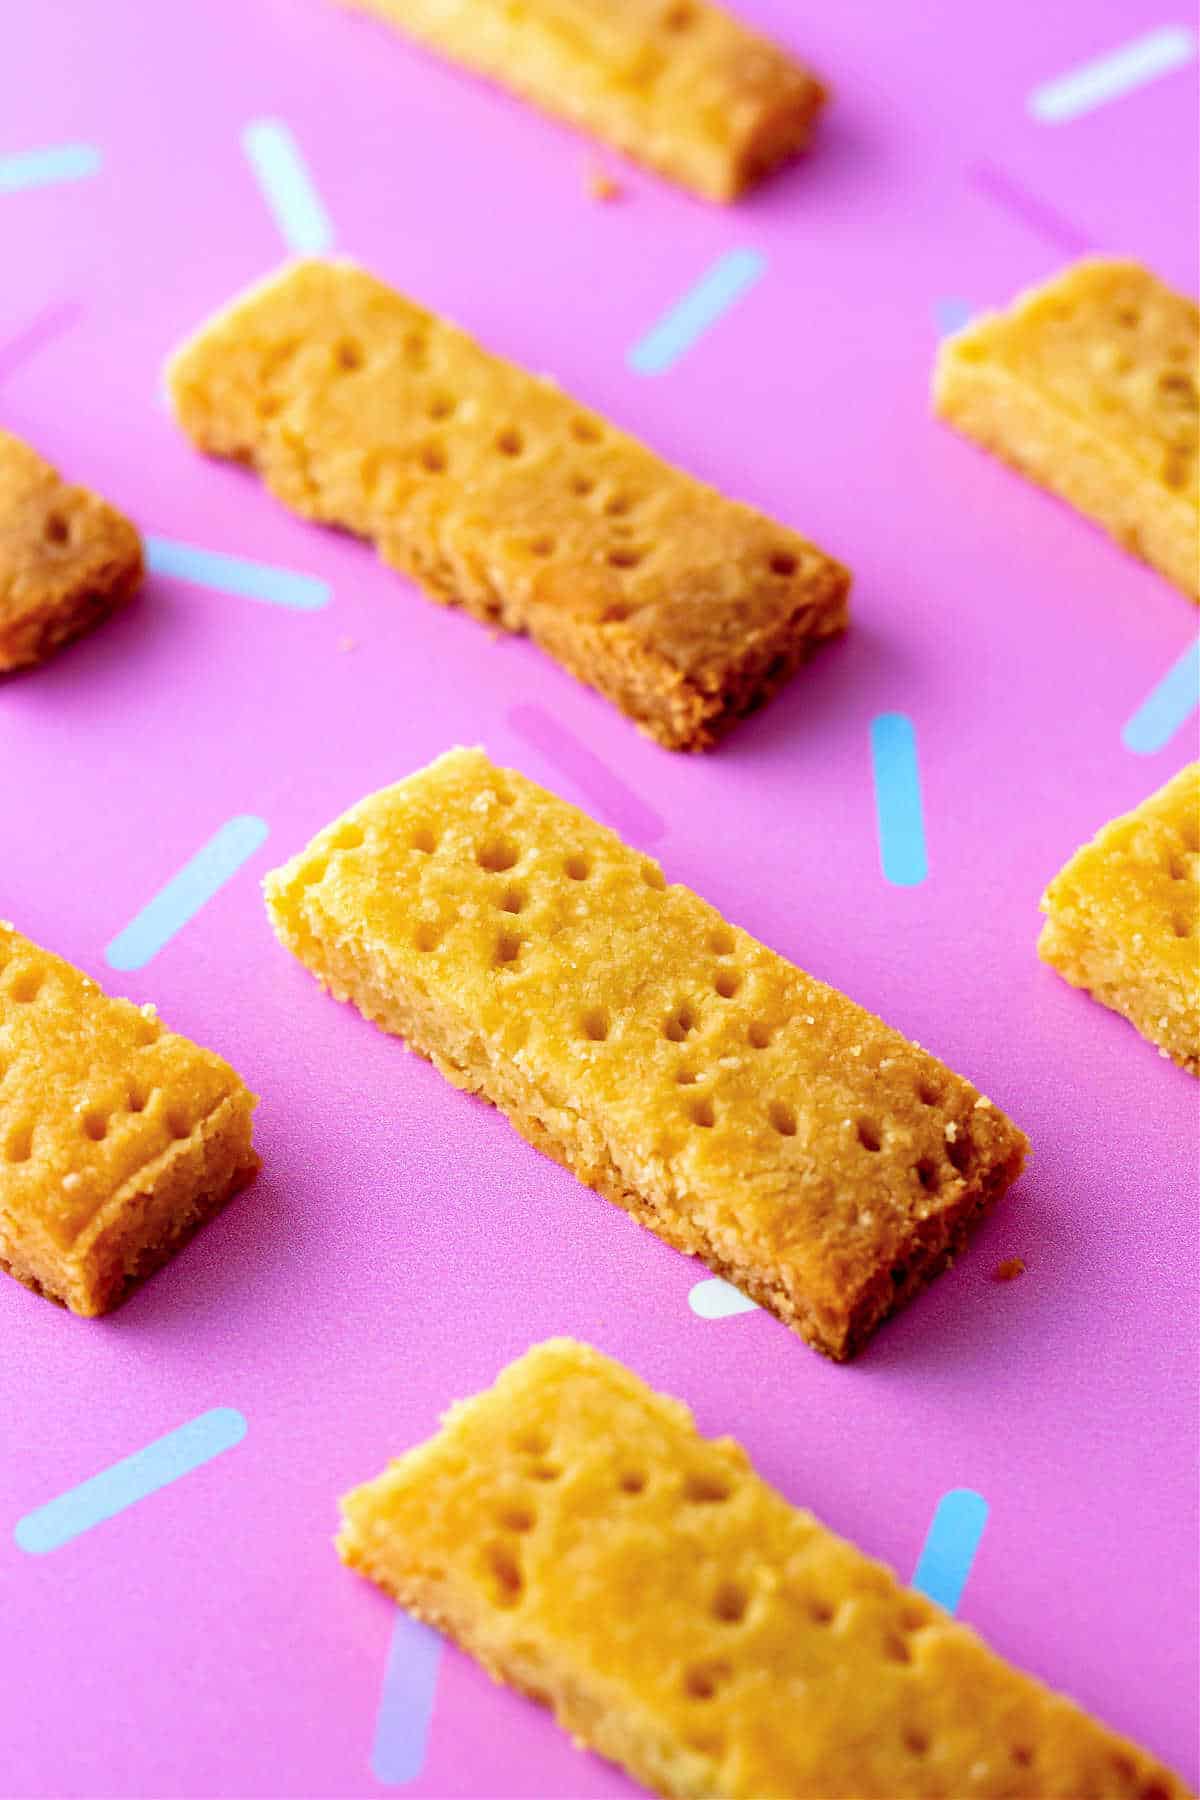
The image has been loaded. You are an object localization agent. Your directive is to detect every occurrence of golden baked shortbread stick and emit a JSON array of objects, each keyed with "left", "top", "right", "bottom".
[
  {"left": 337, "top": 1339, "right": 1190, "bottom": 1800},
  {"left": 934, "top": 259, "right": 1199, "bottom": 599},
  {"left": 0, "top": 428, "right": 143, "bottom": 672},
  {"left": 339, "top": 0, "right": 827, "bottom": 203},
  {"left": 0, "top": 925, "right": 259, "bottom": 1314},
  {"left": 1039, "top": 763, "right": 1199, "bottom": 1074},
  {"left": 167, "top": 259, "right": 850, "bottom": 752},
  {"left": 265, "top": 748, "right": 1027, "bottom": 1359}
]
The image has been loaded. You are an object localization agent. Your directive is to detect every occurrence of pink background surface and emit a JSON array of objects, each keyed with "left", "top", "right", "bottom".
[{"left": 2, "top": 1, "right": 1197, "bottom": 1794}]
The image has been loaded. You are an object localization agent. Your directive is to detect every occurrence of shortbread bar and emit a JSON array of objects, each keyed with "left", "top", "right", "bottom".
[
  {"left": 0, "top": 428, "right": 144, "bottom": 672},
  {"left": 341, "top": 0, "right": 827, "bottom": 203},
  {"left": 1039, "top": 764, "right": 1199, "bottom": 1073},
  {"left": 934, "top": 259, "right": 1199, "bottom": 598},
  {"left": 265, "top": 749, "right": 1026, "bottom": 1358},
  {"left": 167, "top": 260, "right": 850, "bottom": 751},
  {"left": 338, "top": 1339, "right": 1189, "bottom": 1800},
  {"left": 0, "top": 926, "right": 258, "bottom": 1313}
]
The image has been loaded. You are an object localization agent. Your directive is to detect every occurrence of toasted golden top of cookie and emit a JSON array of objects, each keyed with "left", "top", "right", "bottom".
[
  {"left": 340, "top": 1338, "right": 1189, "bottom": 1800},
  {"left": 167, "top": 258, "right": 848, "bottom": 695},
  {"left": 267, "top": 747, "right": 1025, "bottom": 1337},
  {"left": 342, "top": 0, "right": 826, "bottom": 201},
  {"left": 1041, "top": 762, "right": 1200, "bottom": 976},
  {"left": 0, "top": 428, "right": 143, "bottom": 649},
  {"left": 0, "top": 926, "right": 249, "bottom": 1248},
  {"left": 940, "top": 259, "right": 1199, "bottom": 502}
]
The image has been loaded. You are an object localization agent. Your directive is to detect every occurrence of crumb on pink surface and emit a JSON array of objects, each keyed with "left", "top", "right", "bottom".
[
  {"left": 584, "top": 163, "right": 623, "bottom": 203},
  {"left": 993, "top": 1257, "right": 1027, "bottom": 1282}
]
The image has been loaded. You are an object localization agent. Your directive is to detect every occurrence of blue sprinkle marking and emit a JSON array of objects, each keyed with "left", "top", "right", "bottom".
[
  {"left": 1122, "top": 638, "right": 1200, "bottom": 756},
  {"left": 911, "top": 1488, "right": 989, "bottom": 1615},
  {"left": 106, "top": 815, "right": 270, "bottom": 972},
  {"left": 1029, "top": 26, "right": 1196, "bottom": 122},
  {"left": 689, "top": 1278, "right": 759, "bottom": 1320},
  {"left": 870, "top": 713, "right": 928, "bottom": 887},
  {"left": 934, "top": 297, "right": 972, "bottom": 335},
  {"left": 629, "top": 249, "right": 766, "bottom": 376},
  {"left": 14, "top": 1409, "right": 246, "bottom": 1555},
  {"left": 242, "top": 118, "right": 333, "bottom": 254},
  {"left": 146, "top": 537, "right": 330, "bottom": 610},
  {"left": 371, "top": 1612, "right": 444, "bottom": 1785},
  {"left": 0, "top": 143, "right": 101, "bottom": 192}
]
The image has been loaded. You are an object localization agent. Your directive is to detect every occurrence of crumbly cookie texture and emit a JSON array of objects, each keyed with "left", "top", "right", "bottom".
[
  {"left": 338, "top": 1339, "right": 1190, "bottom": 1800},
  {"left": 339, "top": 0, "right": 827, "bottom": 203},
  {"left": 0, "top": 926, "right": 258, "bottom": 1314},
  {"left": 265, "top": 748, "right": 1027, "bottom": 1359},
  {"left": 1039, "top": 763, "right": 1200, "bottom": 1074},
  {"left": 167, "top": 259, "right": 850, "bottom": 751},
  {"left": 933, "top": 258, "right": 1199, "bottom": 599},
  {"left": 0, "top": 428, "right": 143, "bottom": 672}
]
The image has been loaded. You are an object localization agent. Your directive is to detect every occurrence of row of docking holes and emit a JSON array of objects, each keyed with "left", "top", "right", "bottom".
[
  {"left": 401, "top": 828, "right": 663, "bottom": 962},
  {"left": 329, "top": 338, "right": 803, "bottom": 609},
  {"left": 1124, "top": 831, "right": 1196, "bottom": 934},
  {"left": 0, "top": 968, "right": 183, "bottom": 1162},
  {"left": 481, "top": 1433, "right": 1059, "bottom": 1781},
  {"left": 0, "top": 968, "right": 50, "bottom": 1144},
  {"left": 482, "top": 1430, "right": 751, "bottom": 1629},
  {"left": 2, "top": 1079, "right": 189, "bottom": 1164},
  {"left": 398, "top": 833, "right": 972, "bottom": 1182}
]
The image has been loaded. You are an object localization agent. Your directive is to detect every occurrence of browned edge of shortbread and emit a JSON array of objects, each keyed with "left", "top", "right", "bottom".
[
  {"left": 931, "top": 262, "right": 1200, "bottom": 601},
  {"left": 0, "top": 433, "right": 145, "bottom": 673},
  {"left": 0, "top": 1095, "right": 259, "bottom": 1316},
  {"left": 165, "top": 261, "right": 852, "bottom": 752},
  {"left": 456, "top": 558, "right": 849, "bottom": 753},
  {"left": 265, "top": 906, "right": 1024, "bottom": 1360},
  {"left": 1038, "top": 912, "right": 1200, "bottom": 1076},
  {"left": 496, "top": 1064, "right": 1025, "bottom": 1360},
  {"left": 338, "top": 0, "right": 828, "bottom": 205},
  {"left": 839, "top": 1147, "right": 1025, "bottom": 1355}
]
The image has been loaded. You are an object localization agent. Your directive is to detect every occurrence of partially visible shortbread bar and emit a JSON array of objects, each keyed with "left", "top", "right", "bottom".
[
  {"left": 0, "top": 926, "right": 259, "bottom": 1313},
  {"left": 167, "top": 260, "right": 850, "bottom": 751},
  {"left": 1039, "top": 764, "right": 1199, "bottom": 1073},
  {"left": 0, "top": 429, "right": 144, "bottom": 672},
  {"left": 265, "top": 748, "right": 1026, "bottom": 1358},
  {"left": 934, "top": 259, "right": 1199, "bottom": 598},
  {"left": 338, "top": 1339, "right": 1189, "bottom": 1800},
  {"left": 341, "top": 0, "right": 827, "bottom": 203}
]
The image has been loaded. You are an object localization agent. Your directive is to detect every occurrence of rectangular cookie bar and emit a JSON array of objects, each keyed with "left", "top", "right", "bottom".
[
  {"left": 167, "top": 259, "right": 850, "bottom": 751},
  {"left": 338, "top": 1339, "right": 1189, "bottom": 1800},
  {"left": 264, "top": 748, "right": 1026, "bottom": 1359},
  {"left": 0, "top": 925, "right": 259, "bottom": 1314},
  {"left": 0, "top": 428, "right": 144, "bottom": 672},
  {"left": 933, "top": 259, "right": 1199, "bottom": 599},
  {"left": 1039, "top": 764, "right": 1199, "bottom": 1074},
  {"left": 341, "top": 0, "right": 827, "bottom": 203}
]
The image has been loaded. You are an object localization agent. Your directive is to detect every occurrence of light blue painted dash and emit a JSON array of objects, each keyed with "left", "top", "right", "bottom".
[
  {"left": 1122, "top": 638, "right": 1200, "bottom": 755},
  {"left": 911, "top": 1488, "right": 989, "bottom": 1615},
  {"left": 14, "top": 1409, "right": 246, "bottom": 1555},
  {"left": 1029, "top": 26, "right": 1196, "bottom": 122},
  {"left": 371, "top": 1611, "right": 445, "bottom": 1784},
  {"left": 242, "top": 118, "right": 333, "bottom": 254},
  {"left": 629, "top": 249, "right": 766, "bottom": 375},
  {"left": 870, "top": 713, "right": 928, "bottom": 887},
  {"left": 934, "top": 297, "right": 972, "bottom": 336},
  {"left": 689, "top": 1278, "right": 760, "bottom": 1320},
  {"left": 0, "top": 143, "right": 101, "bottom": 192},
  {"left": 106, "top": 815, "right": 269, "bottom": 972},
  {"left": 146, "top": 537, "right": 330, "bottom": 610}
]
